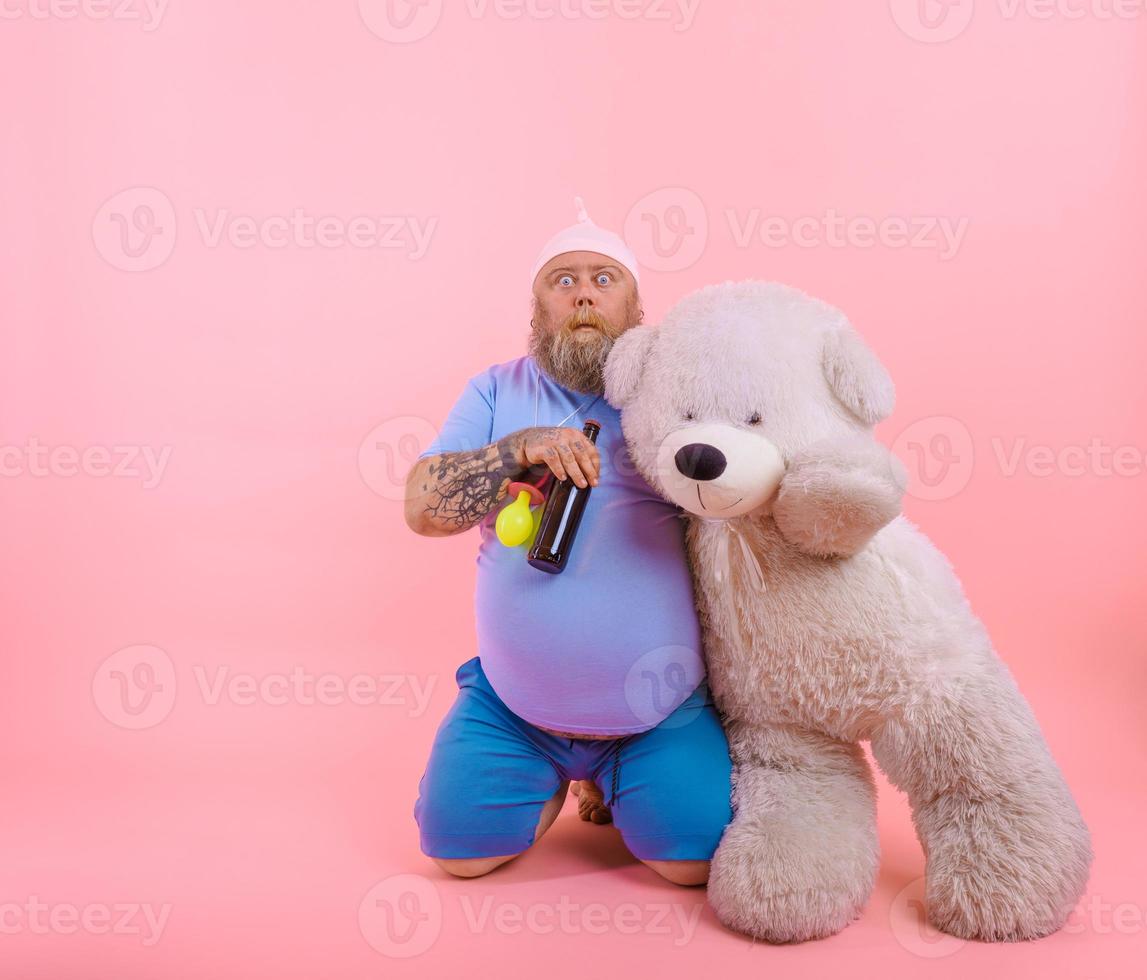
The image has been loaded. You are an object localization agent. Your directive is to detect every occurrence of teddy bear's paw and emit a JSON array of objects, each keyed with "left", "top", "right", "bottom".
[
  {"left": 921, "top": 795, "right": 1093, "bottom": 941},
  {"left": 708, "top": 822, "right": 874, "bottom": 943},
  {"left": 925, "top": 867, "right": 1079, "bottom": 942},
  {"left": 772, "top": 436, "right": 905, "bottom": 558},
  {"left": 712, "top": 883, "right": 863, "bottom": 944}
]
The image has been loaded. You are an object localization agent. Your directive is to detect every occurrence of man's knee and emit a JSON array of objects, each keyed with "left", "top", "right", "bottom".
[
  {"left": 422, "top": 780, "right": 569, "bottom": 879},
  {"left": 642, "top": 859, "right": 710, "bottom": 886},
  {"left": 432, "top": 854, "right": 519, "bottom": 878}
]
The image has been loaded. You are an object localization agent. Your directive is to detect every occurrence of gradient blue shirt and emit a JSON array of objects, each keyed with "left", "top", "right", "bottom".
[{"left": 419, "top": 355, "right": 704, "bottom": 735}]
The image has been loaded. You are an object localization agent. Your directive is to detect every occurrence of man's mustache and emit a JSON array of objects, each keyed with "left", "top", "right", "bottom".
[{"left": 562, "top": 308, "right": 612, "bottom": 334}]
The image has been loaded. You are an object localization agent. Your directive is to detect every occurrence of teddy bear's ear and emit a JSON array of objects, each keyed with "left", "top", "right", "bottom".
[
  {"left": 604, "top": 325, "right": 658, "bottom": 408},
  {"left": 821, "top": 320, "right": 895, "bottom": 425}
]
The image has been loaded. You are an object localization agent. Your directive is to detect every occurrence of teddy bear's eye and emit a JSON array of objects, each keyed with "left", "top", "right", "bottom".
[
  {"left": 683, "top": 410, "right": 695, "bottom": 422},
  {"left": 747, "top": 412, "right": 762, "bottom": 425}
]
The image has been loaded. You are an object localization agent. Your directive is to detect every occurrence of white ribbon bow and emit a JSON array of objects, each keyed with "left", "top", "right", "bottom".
[
  {"left": 702, "top": 518, "right": 767, "bottom": 593},
  {"left": 696, "top": 517, "right": 766, "bottom": 660}
]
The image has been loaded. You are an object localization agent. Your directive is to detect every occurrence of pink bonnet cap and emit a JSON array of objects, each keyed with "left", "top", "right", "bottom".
[{"left": 530, "top": 196, "right": 641, "bottom": 289}]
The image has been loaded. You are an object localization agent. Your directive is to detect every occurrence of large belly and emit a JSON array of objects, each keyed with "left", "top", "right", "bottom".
[{"left": 473, "top": 497, "right": 704, "bottom": 735}]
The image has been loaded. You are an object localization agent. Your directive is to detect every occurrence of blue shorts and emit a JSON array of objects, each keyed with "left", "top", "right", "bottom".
[{"left": 413, "top": 656, "right": 733, "bottom": 862}]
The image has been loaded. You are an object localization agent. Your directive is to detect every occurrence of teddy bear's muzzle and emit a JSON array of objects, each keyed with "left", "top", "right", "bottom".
[{"left": 654, "top": 422, "right": 786, "bottom": 519}]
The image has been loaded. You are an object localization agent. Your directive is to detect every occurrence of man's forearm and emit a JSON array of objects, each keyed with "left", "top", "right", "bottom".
[{"left": 404, "top": 434, "right": 529, "bottom": 537}]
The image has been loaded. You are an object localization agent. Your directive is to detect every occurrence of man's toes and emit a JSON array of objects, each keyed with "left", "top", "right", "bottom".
[{"left": 574, "top": 780, "right": 613, "bottom": 825}]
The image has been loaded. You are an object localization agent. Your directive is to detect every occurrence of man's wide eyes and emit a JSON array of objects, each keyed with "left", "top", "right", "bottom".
[{"left": 556, "top": 273, "right": 612, "bottom": 286}]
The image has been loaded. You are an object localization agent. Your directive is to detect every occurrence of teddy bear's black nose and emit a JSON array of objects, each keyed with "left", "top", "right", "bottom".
[{"left": 675, "top": 443, "right": 727, "bottom": 481}]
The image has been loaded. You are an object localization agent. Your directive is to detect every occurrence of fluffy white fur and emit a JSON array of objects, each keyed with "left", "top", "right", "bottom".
[{"left": 604, "top": 280, "right": 1092, "bottom": 944}]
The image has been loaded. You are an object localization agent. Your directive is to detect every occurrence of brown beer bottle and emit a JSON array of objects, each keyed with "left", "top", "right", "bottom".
[{"left": 527, "top": 419, "right": 601, "bottom": 574}]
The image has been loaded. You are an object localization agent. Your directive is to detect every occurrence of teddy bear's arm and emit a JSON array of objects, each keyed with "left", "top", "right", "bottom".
[{"left": 771, "top": 435, "right": 906, "bottom": 559}]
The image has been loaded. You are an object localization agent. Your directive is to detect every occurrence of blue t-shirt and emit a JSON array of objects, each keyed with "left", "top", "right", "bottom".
[{"left": 419, "top": 355, "right": 704, "bottom": 735}]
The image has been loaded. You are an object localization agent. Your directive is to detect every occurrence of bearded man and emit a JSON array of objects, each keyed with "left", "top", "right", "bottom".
[{"left": 403, "top": 199, "right": 732, "bottom": 885}]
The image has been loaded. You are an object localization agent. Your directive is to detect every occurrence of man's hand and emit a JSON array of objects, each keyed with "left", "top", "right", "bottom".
[
  {"left": 509, "top": 426, "right": 600, "bottom": 490},
  {"left": 404, "top": 426, "right": 601, "bottom": 538}
]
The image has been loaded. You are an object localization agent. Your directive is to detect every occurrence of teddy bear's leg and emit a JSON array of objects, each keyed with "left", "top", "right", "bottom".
[
  {"left": 707, "top": 722, "right": 879, "bottom": 943},
  {"left": 870, "top": 660, "right": 1092, "bottom": 941}
]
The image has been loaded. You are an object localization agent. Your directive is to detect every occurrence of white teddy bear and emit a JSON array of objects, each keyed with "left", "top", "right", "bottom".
[{"left": 603, "top": 280, "right": 1092, "bottom": 943}]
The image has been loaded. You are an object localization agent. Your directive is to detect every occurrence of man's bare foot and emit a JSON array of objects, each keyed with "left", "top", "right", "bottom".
[{"left": 571, "top": 780, "right": 612, "bottom": 824}]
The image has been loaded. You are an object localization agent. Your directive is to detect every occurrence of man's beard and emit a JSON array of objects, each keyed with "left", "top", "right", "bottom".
[{"left": 528, "top": 295, "right": 642, "bottom": 395}]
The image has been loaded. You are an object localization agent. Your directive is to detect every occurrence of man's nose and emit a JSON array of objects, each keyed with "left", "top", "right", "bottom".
[{"left": 575, "top": 289, "right": 595, "bottom": 307}]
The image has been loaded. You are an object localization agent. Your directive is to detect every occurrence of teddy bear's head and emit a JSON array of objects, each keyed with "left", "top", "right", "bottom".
[{"left": 603, "top": 280, "right": 894, "bottom": 519}]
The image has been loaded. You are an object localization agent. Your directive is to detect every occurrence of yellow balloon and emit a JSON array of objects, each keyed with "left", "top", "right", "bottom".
[{"left": 496, "top": 490, "right": 535, "bottom": 547}]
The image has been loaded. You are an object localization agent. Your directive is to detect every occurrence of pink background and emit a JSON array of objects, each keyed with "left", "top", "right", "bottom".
[{"left": 2, "top": 2, "right": 1145, "bottom": 977}]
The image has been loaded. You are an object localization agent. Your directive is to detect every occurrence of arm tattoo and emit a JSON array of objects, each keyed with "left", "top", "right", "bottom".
[{"left": 422, "top": 435, "right": 528, "bottom": 531}]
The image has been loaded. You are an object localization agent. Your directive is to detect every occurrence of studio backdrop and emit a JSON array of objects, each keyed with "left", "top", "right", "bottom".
[{"left": 1, "top": 2, "right": 1144, "bottom": 978}]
